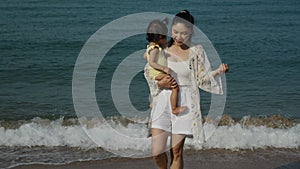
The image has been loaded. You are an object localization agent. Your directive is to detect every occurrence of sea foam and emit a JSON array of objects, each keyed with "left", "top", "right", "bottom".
[{"left": 0, "top": 116, "right": 299, "bottom": 151}]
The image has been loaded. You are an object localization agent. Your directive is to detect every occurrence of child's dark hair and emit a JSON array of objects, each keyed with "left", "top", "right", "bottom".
[
  {"left": 168, "top": 10, "right": 194, "bottom": 47},
  {"left": 146, "top": 18, "right": 168, "bottom": 44}
]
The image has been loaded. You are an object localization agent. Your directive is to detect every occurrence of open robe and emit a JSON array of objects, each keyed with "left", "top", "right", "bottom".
[{"left": 144, "top": 45, "right": 223, "bottom": 143}]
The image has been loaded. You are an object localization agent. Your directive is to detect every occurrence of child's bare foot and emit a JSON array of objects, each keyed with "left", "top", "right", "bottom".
[{"left": 172, "top": 106, "right": 187, "bottom": 115}]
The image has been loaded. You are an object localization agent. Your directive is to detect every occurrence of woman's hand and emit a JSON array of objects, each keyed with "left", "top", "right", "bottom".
[
  {"left": 212, "top": 63, "right": 229, "bottom": 77},
  {"left": 157, "top": 75, "right": 178, "bottom": 89},
  {"left": 219, "top": 63, "right": 229, "bottom": 74}
]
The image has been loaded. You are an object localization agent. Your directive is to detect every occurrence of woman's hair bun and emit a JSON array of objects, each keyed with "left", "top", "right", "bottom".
[{"left": 180, "top": 10, "right": 190, "bottom": 14}]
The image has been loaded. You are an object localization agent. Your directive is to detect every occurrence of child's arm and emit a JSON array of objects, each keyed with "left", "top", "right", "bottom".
[{"left": 148, "top": 48, "right": 170, "bottom": 74}]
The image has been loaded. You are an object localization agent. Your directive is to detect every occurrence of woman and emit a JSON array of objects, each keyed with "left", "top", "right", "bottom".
[{"left": 144, "top": 10, "right": 228, "bottom": 169}]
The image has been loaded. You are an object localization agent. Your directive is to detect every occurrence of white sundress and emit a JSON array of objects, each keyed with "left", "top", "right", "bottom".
[
  {"left": 144, "top": 45, "right": 223, "bottom": 143},
  {"left": 151, "top": 60, "right": 194, "bottom": 135}
]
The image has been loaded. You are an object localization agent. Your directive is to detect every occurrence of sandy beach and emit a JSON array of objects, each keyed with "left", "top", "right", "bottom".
[{"left": 12, "top": 148, "right": 300, "bottom": 169}]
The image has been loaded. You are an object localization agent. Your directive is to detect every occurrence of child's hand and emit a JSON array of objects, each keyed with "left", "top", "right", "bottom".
[{"left": 163, "top": 67, "right": 171, "bottom": 74}]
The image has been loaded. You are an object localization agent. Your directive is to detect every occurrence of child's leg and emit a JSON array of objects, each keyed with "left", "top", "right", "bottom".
[
  {"left": 171, "top": 86, "right": 179, "bottom": 113},
  {"left": 154, "top": 74, "right": 186, "bottom": 115},
  {"left": 171, "top": 86, "right": 187, "bottom": 115}
]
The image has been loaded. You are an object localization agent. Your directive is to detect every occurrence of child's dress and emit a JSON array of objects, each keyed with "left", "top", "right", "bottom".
[{"left": 146, "top": 44, "right": 167, "bottom": 79}]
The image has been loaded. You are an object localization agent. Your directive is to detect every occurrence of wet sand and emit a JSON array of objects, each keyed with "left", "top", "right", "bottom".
[{"left": 12, "top": 148, "right": 300, "bottom": 169}]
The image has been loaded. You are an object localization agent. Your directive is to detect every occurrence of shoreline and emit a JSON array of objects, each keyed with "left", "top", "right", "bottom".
[{"left": 11, "top": 148, "right": 300, "bottom": 169}]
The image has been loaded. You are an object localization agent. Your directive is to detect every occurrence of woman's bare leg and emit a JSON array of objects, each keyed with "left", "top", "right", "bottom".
[
  {"left": 170, "top": 134, "right": 186, "bottom": 169},
  {"left": 152, "top": 128, "right": 169, "bottom": 169}
]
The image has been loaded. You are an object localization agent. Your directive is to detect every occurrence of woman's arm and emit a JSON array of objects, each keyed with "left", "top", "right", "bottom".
[
  {"left": 157, "top": 75, "right": 177, "bottom": 89},
  {"left": 211, "top": 63, "right": 229, "bottom": 77},
  {"left": 144, "top": 64, "right": 176, "bottom": 97},
  {"left": 192, "top": 45, "right": 225, "bottom": 94}
]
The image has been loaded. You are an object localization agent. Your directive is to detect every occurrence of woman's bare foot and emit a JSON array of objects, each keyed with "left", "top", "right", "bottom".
[{"left": 172, "top": 106, "right": 187, "bottom": 115}]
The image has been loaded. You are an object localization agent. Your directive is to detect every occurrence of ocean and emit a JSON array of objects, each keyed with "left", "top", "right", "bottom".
[{"left": 0, "top": 0, "right": 300, "bottom": 168}]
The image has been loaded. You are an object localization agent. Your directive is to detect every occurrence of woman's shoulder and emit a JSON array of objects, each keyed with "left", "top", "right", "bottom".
[
  {"left": 190, "top": 44, "right": 204, "bottom": 52},
  {"left": 189, "top": 44, "right": 205, "bottom": 57}
]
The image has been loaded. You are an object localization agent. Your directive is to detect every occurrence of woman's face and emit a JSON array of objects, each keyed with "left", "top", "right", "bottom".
[{"left": 171, "top": 22, "right": 192, "bottom": 46}]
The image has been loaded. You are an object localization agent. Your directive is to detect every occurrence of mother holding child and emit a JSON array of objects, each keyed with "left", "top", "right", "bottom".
[{"left": 144, "top": 10, "right": 229, "bottom": 169}]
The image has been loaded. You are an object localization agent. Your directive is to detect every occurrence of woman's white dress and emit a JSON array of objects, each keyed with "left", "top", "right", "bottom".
[{"left": 144, "top": 45, "right": 223, "bottom": 143}]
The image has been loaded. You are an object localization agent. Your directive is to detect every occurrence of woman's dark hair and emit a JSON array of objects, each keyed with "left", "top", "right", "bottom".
[
  {"left": 168, "top": 10, "right": 194, "bottom": 47},
  {"left": 146, "top": 19, "right": 168, "bottom": 44}
]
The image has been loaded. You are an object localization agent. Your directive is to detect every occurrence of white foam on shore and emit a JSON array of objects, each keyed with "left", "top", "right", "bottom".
[
  {"left": 0, "top": 117, "right": 299, "bottom": 151},
  {"left": 0, "top": 118, "right": 96, "bottom": 148},
  {"left": 186, "top": 123, "right": 300, "bottom": 150}
]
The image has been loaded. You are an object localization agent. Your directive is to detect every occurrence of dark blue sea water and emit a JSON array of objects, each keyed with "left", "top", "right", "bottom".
[
  {"left": 0, "top": 0, "right": 300, "bottom": 168},
  {"left": 1, "top": 0, "right": 299, "bottom": 120}
]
